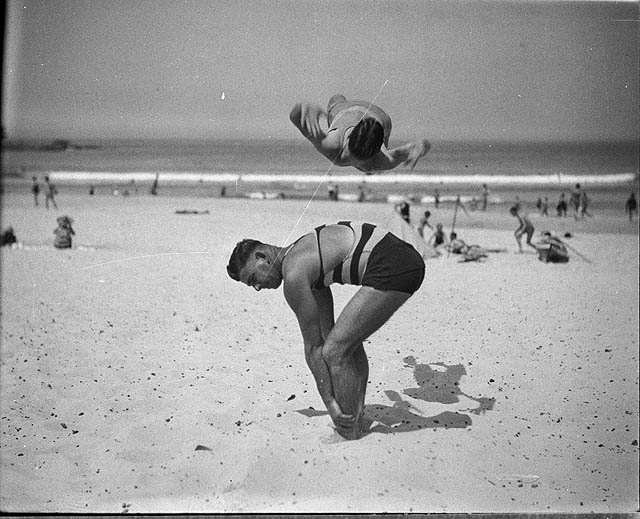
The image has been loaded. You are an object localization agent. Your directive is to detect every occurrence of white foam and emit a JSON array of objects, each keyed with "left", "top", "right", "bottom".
[{"left": 47, "top": 171, "right": 637, "bottom": 186}]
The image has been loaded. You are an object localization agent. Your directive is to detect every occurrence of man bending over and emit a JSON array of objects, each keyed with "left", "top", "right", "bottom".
[
  {"left": 289, "top": 94, "right": 431, "bottom": 173},
  {"left": 227, "top": 221, "right": 425, "bottom": 440}
]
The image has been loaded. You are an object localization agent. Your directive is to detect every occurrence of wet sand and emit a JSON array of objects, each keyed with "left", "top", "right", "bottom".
[{"left": 1, "top": 191, "right": 638, "bottom": 513}]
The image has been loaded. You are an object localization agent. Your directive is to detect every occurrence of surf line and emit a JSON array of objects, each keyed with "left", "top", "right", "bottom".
[{"left": 270, "top": 80, "right": 390, "bottom": 273}]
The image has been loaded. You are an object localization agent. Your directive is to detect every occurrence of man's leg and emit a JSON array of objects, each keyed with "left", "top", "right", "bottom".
[
  {"left": 322, "top": 286, "right": 411, "bottom": 439},
  {"left": 526, "top": 228, "right": 537, "bottom": 251},
  {"left": 327, "top": 94, "right": 347, "bottom": 117},
  {"left": 352, "top": 342, "right": 369, "bottom": 432},
  {"left": 514, "top": 230, "right": 523, "bottom": 252}
]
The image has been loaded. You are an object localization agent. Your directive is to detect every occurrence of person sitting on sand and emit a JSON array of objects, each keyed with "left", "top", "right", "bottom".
[
  {"left": 1, "top": 227, "right": 17, "bottom": 247},
  {"left": 227, "top": 221, "right": 425, "bottom": 440},
  {"left": 509, "top": 205, "right": 536, "bottom": 253},
  {"left": 428, "top": 223, "right": 448, "bottom": 250},
  {"left": 535, "top": 232, "right": 569, "bottom": 263},
  {"left": 394, "top": 200, "right": 411, "bottom": 224},
  {"left": 289, "top": 94, "right": 431, "bottom": 173},
  {"left": 53, "top": 216, "right": 75, "bottom": 249}
]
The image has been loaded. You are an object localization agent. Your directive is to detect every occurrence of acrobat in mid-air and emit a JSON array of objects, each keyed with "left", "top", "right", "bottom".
[{"left": 289, "top": 94, "right": 431, "bottom": 173}]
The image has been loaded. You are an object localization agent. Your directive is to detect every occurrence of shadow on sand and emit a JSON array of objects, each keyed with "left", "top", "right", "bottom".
[{"left": 297, "top": 356, "right": 495, "bottom": 436}]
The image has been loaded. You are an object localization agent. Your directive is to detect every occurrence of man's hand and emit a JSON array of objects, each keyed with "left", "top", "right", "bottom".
[
  {"left": 403, "top": 139, "right": 431, "bottom": 170},
  {"left": 326, "top": 399, "right": 355, "bottom": 428}
]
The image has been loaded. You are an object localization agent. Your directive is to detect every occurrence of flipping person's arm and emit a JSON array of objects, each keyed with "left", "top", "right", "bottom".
[{"left": 365, "top": 139, "right": 431, "bottom": 171}]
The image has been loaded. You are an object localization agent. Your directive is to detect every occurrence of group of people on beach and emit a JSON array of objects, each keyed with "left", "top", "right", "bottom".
[{"left": 3, "top": 176, "right": 74, "bottom": 250}]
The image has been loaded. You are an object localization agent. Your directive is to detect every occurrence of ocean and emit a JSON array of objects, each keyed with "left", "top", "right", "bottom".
[{"left": 2, "top": 139, "right": 638, "bottom": 205}]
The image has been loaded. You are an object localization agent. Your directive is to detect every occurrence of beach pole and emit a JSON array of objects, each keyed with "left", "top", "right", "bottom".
[
  {"left": 451, "top": 195, "right": 460, "bottom": 235},
  {"left": 563, "top": 242, "right": 593, "bottom": 264}
]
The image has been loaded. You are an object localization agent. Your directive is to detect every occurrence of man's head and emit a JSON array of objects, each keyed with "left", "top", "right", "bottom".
[
  {"left": 227, "top": 239, "right": 283, "bottom": 291},
  {"left": 509, "top": 206, "right": 519, "bottom": 216},
  {"left": 347, "top": 117, "right": 384, "bottom": 161}
]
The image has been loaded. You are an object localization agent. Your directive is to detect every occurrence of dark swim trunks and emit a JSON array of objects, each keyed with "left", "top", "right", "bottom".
[{"left": 314, "top": 221, "right": 425, "bottom": 295}]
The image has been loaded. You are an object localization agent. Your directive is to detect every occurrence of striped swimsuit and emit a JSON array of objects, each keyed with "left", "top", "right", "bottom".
[{"left": 313, "top": 221, "right": 425, "bottom": 294}]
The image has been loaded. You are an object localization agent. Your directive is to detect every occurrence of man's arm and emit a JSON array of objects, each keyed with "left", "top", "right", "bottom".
[
  {"left": 283, "top": 274, "right": 347, "bottom": 418},
  {"left": 362, "top": 139, "right": 431, "bottom": 172}
]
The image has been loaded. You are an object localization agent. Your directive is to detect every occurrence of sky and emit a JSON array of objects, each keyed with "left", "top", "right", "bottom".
[{"left": 2, "top": 0, "right": 638, "bottom": 142}]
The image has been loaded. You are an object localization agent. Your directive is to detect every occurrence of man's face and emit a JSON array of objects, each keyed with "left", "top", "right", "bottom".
[{"left": 238, "top": 252, "right": 282, "bottom": 291}]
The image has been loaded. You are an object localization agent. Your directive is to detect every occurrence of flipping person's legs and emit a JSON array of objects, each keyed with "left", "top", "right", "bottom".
[
  {"left": 322, "top": 286, "right": 411, "bottom": 439},
  {"left": 326, "top": 94, "right": 347, "bottom": 125}
]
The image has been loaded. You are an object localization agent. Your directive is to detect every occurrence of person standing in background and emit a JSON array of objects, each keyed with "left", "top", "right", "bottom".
[
  {"left": 625, "top": 193, "right": 637, "bottom": 221},
  {"left": 31, "top": 176, "right": 40, "bottom": 207},
  {"left": 481, "top": 184, "right": 489, "bottom": 211},
  {"left": 43, "top": 176, "right": 58, "bottom": 210},
  {"left": 557, "top": 193, "right": 568, "bottom": 217}
]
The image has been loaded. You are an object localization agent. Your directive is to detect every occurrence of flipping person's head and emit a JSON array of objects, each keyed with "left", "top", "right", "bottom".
[
  {"left": 227, "top": 239, "right": 282, "bottom": 291},
  {"left": 509, "top": 206, "right": 518, "bottom": 216},
  {"left": 348, "top": 117, "right": 384, "bottom": 161}
]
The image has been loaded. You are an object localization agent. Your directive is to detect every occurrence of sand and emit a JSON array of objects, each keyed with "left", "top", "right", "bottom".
[{"left": 1, "top": 190, "right": 638, "bottom": 513}]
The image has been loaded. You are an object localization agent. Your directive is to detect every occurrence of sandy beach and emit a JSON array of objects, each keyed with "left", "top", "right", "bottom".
[{"left": 1, "top": 189, "right": 638, "bottom": 513}]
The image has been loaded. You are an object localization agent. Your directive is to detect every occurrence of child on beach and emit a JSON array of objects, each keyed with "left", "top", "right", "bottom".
[
  {"left": 510, "top": 205, "right": 536, "bottom": 253},
  {"left": 289, "top": 94, "right": 430, "bottom": 173},
  {"left": 53, "top": 216, "right": 75, "bottom": 249}
]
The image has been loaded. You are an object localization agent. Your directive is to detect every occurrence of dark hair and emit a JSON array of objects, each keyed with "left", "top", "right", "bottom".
[
  {"left": 227, "top": 239, "right": 262, "bottom": 281},
  {"left": 450, "top": 232, "right": 457, "bottom": 239},
  {"left": 347, "top": 117, "right": 384, "bottom": 160}
]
